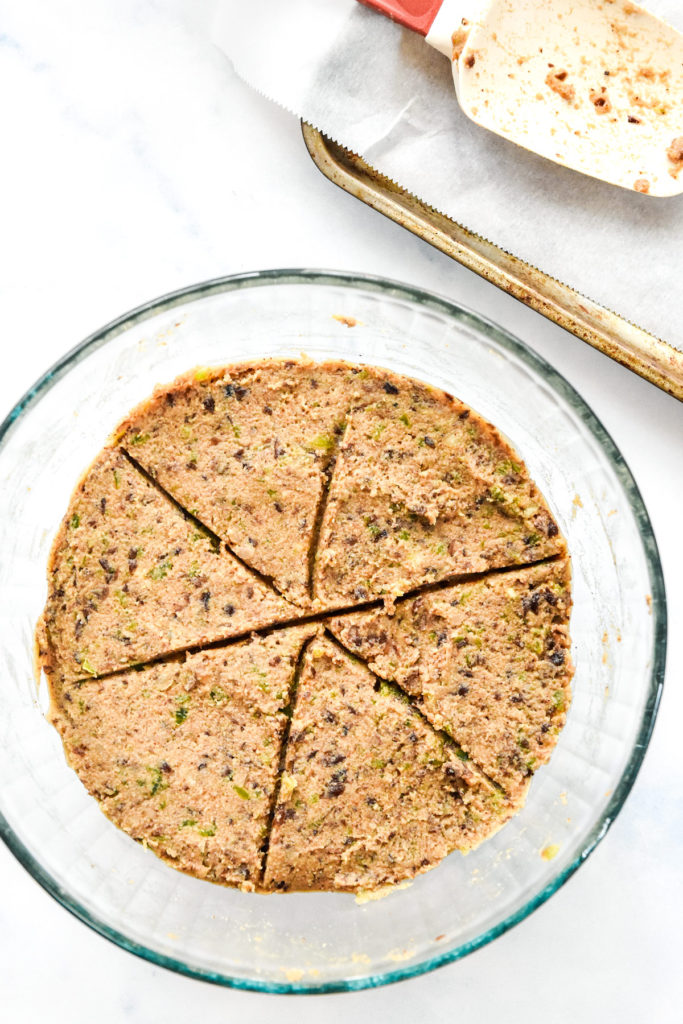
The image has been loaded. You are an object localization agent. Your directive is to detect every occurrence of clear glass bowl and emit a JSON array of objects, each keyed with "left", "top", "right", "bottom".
[{"left": 0, "top": 270, "right": 665, "bottom": 993}]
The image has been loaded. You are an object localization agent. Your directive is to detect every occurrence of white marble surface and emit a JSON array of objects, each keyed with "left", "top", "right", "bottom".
[{"left": 1, "top": 3, "right": 681, "bottom": 1021}]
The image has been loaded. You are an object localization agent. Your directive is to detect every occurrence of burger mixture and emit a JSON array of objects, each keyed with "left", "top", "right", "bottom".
[{"left": 37, "top": 359, "right": 573, "bottom": 893}]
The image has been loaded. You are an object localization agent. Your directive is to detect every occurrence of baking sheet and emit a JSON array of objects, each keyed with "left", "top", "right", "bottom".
[
  {"left": 303, "top": 125, "right": 683, "bottom": 400},
  {"left": 214, "top": 0, "right": 683, "bottom": 352}
]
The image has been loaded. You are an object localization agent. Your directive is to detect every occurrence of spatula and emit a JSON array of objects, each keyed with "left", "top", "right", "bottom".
[{"left": 358, "top": 0, "right": 683, "bottom": 196}]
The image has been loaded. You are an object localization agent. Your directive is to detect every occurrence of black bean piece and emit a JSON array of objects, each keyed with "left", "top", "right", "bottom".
[
  {"left": 98, "top": 557, "right": 116, "bottom": 580},
  {"left": 203, "top": 395, "right": 215, "bottom": 412},
  {"left": 383, "top": 381, "right": 399, "bottom": 394},
  {"left": 322, "top": 752, "right": 346, "bottom": 766},
  {"left": 522, "top": 591, "right": 541, "bottom": 614}
]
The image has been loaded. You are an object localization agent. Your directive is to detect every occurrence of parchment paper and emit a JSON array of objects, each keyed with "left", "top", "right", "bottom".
[{"left": 213, "top": 0, "right": 682, "bottom": 349}]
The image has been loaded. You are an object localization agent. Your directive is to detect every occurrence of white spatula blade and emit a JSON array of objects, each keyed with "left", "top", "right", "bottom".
[{"left": 428, "top": 0, "right": 683, "bottom": 196}]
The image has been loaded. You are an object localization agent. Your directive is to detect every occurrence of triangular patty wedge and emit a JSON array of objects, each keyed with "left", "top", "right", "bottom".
[
  {"left": 38, "top": 448, "right": 297, "bottom": 683},
  {"left": 50, "top": 628, "right": 316, "bottom": 891},
  {"left": 263, "top": 636, "right": 521, "bottom": 893},
  {"left": 326, "top": 558, "right": 573, "bottom": 796},
  {"left": 313, "top": 383, "right": 565, "bottom": 605},
  {"left": 114, "top": 361, "right": 392, "bottom": 606}
]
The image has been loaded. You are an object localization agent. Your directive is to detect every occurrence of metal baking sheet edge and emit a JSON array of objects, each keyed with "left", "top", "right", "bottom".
[{"left": 302, "top": 122, "right": 683, "bottom": 402}]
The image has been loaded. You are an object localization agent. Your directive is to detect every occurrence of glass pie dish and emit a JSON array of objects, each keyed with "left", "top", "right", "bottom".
[{"left": 0, "top": 270, "right": 665, "bottom": 993}]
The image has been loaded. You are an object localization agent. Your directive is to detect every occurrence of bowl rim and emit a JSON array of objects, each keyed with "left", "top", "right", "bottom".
[{"left": 0, "top": 268, "right": 667, "bottom": 995}]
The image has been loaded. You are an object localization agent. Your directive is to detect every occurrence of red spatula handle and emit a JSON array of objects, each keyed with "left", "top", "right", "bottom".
[{"left": 356, "top": 0, "right": 443, "bottom": 37}]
